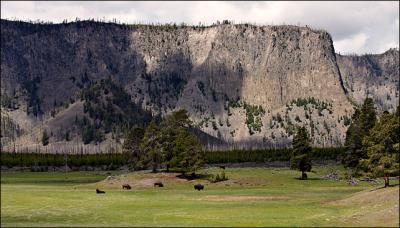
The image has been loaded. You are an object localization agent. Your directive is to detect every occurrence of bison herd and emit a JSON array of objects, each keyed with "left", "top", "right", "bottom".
[
  {"left": 96, "top": 166, "right": 227, "bottom": 194},
  {"left": 96, "top": 182, "right": 206, "bottom": 193}
]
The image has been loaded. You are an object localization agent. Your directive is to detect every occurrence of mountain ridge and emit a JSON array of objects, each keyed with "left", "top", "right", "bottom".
[{"left": 1, "top": 19, "right": 398, "bottom": 151}]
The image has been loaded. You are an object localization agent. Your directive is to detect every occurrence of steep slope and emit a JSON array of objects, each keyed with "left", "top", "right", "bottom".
[
  {"left": 336, "top": 48, "right": 399, "bottom": 112},
  {"left": 2, "top": 19, "right": 394, "bottom": 150}
]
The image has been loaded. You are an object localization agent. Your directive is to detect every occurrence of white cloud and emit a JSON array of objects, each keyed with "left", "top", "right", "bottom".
[
  {"left": 1, "top": 1, "right": 398, "bottom": 54},
  {"left": 334, "top": 33, "right": 369, "bottom": 54}
]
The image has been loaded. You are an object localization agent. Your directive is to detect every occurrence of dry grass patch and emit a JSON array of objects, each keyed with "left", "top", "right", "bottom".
[{"left": 96, "top": 172, "right": 191, "bottom": 188}]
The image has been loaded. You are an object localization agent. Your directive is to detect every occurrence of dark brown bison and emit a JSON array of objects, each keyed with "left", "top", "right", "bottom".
[
  {"left": 219, "top": 165, "right": 226, "bottom": 169},
  {"left": 194, "top": 184, "right": 204, "bottom": 191},
  {"left": 122, "top": 184, "right": 131, "bottom": 190},
  {"left": 154, "top": 182, "right": 164, "bottom": 187},
  {"left": 96, "top": 188, "right": 105, "bottom": 194}
]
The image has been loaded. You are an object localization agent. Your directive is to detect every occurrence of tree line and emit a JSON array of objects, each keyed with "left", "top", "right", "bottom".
[
  {"left": 1, "top": 147, "right": 345, "bottom": 169},
  {"left": 207, "top": 147, "right": 344, "bottom": 164},
  {"left": 1, "top": 152, "right": 125, "bottom": 170}
]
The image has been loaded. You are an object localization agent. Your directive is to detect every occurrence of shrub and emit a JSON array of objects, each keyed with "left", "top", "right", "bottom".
[{"left": 210, "top": 170, "right": 228, "bottom": 183}]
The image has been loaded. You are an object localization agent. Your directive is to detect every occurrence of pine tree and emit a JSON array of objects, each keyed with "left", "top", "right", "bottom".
[
  {"left": 65, "top": 130, "right": 70, "bottom": 141},
  {"left": 140, "top": 121, "right": 162, "bottom": 172},
  {"left": 159, "top": 109, "right": 192, "bottom": 171},
  {"left": 359, "top": 97, "right": 377, "bottom": 136},
  {"left": 290, "top": 126, "right": 312, "bottom": 180},
  {"left": 359, "top": 111, "right": 399, "bottom": 187},
  {"left": 343, "top": 109, "right": 363, "bottom": 168},
  {"left": 82, "top": 125, "right": 94, "bottom": 144},
  {"left": 41, "top": 130, "right": 49, "bottom": 146},
  {"left": 173, "top": 128, "right": 204, "bottom": 175},
  {"left": 343, "top": 98, "right": 377, "bottom": 173},
  {"left": 122, "top": 127, "right": 145, "bottom": 170}
]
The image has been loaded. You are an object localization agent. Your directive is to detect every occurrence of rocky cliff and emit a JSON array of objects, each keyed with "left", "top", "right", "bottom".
[
  {"left": 1, "top": 20, "right": 398, "bottom": 151},
  {"left": 336, "top": 49, "right": 399, "bottom": 112}
]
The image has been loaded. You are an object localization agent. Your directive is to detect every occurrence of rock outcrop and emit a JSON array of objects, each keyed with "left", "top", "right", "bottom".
[{"left": 1, "top": 19, "right": 398, "bottom": 150}]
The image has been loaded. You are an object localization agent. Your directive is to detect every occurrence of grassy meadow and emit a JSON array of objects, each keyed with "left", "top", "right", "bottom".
[{"left": 1, "top": 166, "right": 399, "bottom": 227}]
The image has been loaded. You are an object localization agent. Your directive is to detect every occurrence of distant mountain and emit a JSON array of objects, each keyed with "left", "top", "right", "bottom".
[
  {"left": 1, "top": 19, "right": 398, "bottom": 151},
  {"left": 336, "top": 48, "right": 399, "bottom": 112}
]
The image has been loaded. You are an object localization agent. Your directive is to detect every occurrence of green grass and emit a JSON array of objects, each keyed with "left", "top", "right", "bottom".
[{"left": 1, "top": 166, "right": 397, "bottom": 227}]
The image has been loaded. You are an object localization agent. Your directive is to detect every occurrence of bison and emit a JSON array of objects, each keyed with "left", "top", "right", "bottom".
[
  {"left": 219, "top": 165, "right": 226, "bottom": 169},
  {"left": 96, "top": 188, "right": 105, "bottom": 194},
  {"left": 194, "top": 184, "right": 204, "bottom": 191},
  {"left": 154, "top": 182, "right": 164, "bottom": 187},
  {"left": 122, "top": 184, "right": 131, "bottom": 190}
]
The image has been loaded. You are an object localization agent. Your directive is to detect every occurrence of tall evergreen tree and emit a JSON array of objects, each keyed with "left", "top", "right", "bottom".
[
  {"left": 343, "top": 109, "right": 363, "bottom": 168},
  {"left": 359, "top": 111, "right": 399, "bottom": 187},
  {"left": 65, "top": 130, "right": 70, "bottom": 141},
  {"left": 41, "top": 130, "right": 49, "bottom": 146},
  {"left": 140, "top": 121, "right": 162, "bottom": 172},
  {"left": 159, "top": 109, "right": 192, "bottom": 171},
  {"left": 172, "top": 128, "right": 204, "bottom": 175},
  {"left": 123, "top": 127, "right": 145, "bottom": 170},
  {"left": 359, "top": 97, "right": 377, "bottom": 136},
  {"left": 290, "top": 126, "right": 312, "bottom": 180},
  {"left": 82, "top": 125, "right": 94, "bottom": 144},
  {"left": 343, "top": 97, "right": 377, "bottom": 173}
]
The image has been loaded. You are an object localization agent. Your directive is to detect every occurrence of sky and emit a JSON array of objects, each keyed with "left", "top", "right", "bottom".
[{"left": 1, "top": 1, "right": 398, "bottom": 55}]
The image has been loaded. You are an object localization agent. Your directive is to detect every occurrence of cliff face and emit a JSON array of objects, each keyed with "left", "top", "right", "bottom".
[
  {"left": 1, "top": 20, "right": 396, "bottom": 150},
  {"left": 1, "top": 21, "right": 144, "bottom": 112},
  {"left": 336, "top": 49, "right": 399, "bottom": 112}
]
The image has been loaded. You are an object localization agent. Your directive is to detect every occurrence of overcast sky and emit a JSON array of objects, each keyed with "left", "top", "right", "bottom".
[{"left": 1, "top": 1, "right": 398, "bottom": 54}]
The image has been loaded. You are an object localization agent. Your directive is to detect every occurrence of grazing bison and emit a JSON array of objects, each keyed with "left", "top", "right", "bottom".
[
  {"left": 219, "top": 165, "right": 226, "bottom": 169},
  {"left": 194, "top": 184, "right": 204, "bottom": 191},
  {"left": 96, "top": 188, "right": 105, "bottom": 194},
  {"left": 122, "top": 184, "right": 131, "bottom": 190},
  {"left": 154, "top": 182, "right": 164, "bottom": 187}
]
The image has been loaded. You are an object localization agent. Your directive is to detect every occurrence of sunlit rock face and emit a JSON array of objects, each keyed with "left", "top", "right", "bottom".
[{"left": 1, "top": 20, "right": 397, "bottom": 148}]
